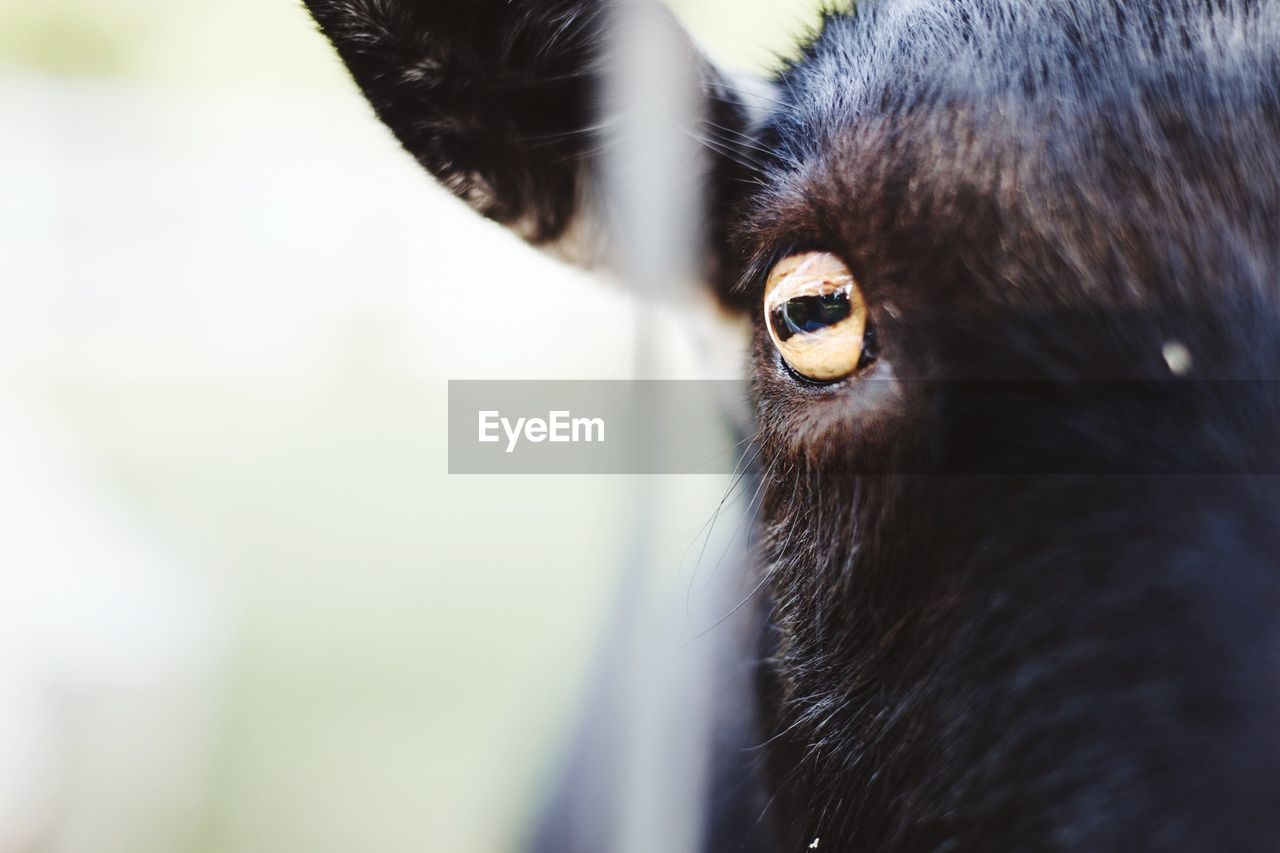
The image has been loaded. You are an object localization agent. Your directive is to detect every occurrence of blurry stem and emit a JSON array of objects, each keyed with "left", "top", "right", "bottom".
[{"left": 605, "top": 2, "right": 710, "bottom": 852}]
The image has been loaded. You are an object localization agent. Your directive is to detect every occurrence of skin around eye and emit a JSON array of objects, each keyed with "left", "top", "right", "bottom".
[{"left": 764, "top": 252, "right": 871, "bottom": 382}]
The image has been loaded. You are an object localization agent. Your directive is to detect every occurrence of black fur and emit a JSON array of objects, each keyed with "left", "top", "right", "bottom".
[
  {"left": 749, "top": 2, "right": 1280, "bottom": 848},
  {"left": 304, "top": 0, "right": 1280, "bottom": 849},
  {"left": 303, "top": 0, "right": 762, "bottom": 303},
  {"left": 305, "top": 0, "right": 607, "bottom": 242}
]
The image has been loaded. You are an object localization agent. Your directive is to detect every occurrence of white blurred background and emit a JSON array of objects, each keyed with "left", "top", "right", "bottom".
[{"left": 0, "top": 2, "right": 822, "bottom": 851}]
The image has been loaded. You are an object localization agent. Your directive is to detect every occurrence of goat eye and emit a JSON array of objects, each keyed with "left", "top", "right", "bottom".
[{"left": 764, "top": 252, "right": 873, "bottom": 382}]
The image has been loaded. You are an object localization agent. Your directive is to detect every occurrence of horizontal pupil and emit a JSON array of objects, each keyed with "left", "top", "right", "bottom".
[{"left": 772, "top": 290, "right": 852, "bottom": 342}]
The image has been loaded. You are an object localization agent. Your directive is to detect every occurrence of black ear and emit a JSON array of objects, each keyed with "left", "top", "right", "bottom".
[{"left": 302, "top": 0, "right": 768, "bottom": 309}]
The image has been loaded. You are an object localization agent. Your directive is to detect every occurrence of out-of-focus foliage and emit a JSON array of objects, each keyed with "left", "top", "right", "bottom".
[
  {"left": 0, "top": 0, "right": 823, "bottom": 83},
  {"left": 0, "top": 0, "right": 346, "bottom": 86}
]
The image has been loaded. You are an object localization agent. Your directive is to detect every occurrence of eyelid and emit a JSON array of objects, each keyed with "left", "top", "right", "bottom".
[
  {"left": 742, "top": 241, "right": 829, "bottom": 302},
  {"left": 767, "top": 254, "right": 855, "bottom": 297}
]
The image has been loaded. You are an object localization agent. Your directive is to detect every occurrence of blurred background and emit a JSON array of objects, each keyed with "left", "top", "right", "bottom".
[{"left": 0, "top": 2, "right": 822, "bottom": 851}]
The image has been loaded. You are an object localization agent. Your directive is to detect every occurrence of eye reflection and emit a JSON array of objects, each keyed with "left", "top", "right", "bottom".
[
  {"left": 764, "top": 252, "right": 873, "bottom": 382},
  {"left": 771, "top": 290, "right": 853, "bottom": 342}
]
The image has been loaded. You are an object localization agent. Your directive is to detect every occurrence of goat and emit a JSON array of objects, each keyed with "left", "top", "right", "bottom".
[{"left": 302, "top": 1, "right": 1280, "bottom": 849}]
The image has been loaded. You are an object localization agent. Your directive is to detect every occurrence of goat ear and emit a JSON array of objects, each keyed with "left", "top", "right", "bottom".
[{"left": 302, "top": 0, "right": 768, "bottom": 311}]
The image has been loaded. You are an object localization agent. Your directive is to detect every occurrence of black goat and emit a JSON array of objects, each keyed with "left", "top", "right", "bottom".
[{"left": 302, "top": 1, "right": 1280, "bottom": 849}]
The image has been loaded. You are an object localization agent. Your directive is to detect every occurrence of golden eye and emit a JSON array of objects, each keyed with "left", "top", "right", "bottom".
[{"left": 764, "top": 251, "right": 874, "bottom": 382}]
